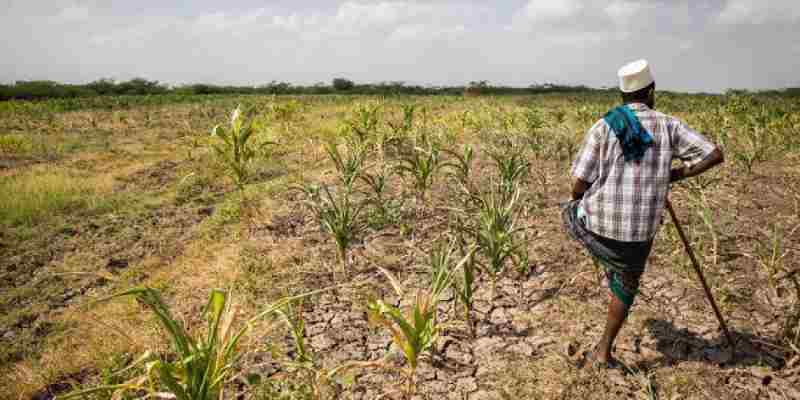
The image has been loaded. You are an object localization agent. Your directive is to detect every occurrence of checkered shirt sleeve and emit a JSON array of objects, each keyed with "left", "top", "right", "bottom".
[
  {"left": 571, "top": 121, "right": 605, "bottom": 183},
  {"left": 672, "top": 121, "right": 716, "bottom": 167}
]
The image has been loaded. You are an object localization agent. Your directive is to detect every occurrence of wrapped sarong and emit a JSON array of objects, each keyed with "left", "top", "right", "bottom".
[{"left": 561, "top": 200, "right": 652, "bottom": 307}]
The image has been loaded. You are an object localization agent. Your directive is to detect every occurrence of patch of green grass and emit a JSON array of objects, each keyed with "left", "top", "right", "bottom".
[
  {"left": 0, "top": 133, "right": 34, "bottom": 155},
  {"left": 0, "top": 133, "right": 82, "bottom": 160},
  {"left": 0, "top": 171, "right": 107, "bottom": 227}
]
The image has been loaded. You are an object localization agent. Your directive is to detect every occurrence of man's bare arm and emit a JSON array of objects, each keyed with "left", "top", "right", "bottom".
[
  {"left": 670, "top": 148, "right": 724, "bottom": 183},
  {"left": 572, "top": 178, "right": 593, "bottom": 200}
]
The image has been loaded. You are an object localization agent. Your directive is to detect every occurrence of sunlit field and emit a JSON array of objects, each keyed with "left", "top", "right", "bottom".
[{"left": 1, "top": 92, "right": 798, "bottom": 399}]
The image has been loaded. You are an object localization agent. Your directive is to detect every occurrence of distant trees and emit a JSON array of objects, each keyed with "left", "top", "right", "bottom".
[
  {"left": 0, "top": 78, "right": 167, "bottom": 100},
  {"left": 0, "top": 78, "right": 628, "bottom": 101},
  {"left": 85, "top": 78, "right": 117, "bottom": 95},
  {"left": 115, "top": 78, "right": 167, "bottom": 95},
  {"left": 332, "top": 78, "right": 355, "bottom": 91},
  {"left": 465, "top": 80, "right": 490, "bottom": 96},
  {"left": 0, "top": 81, "right": 94, "bottom": 100},
  {"left": 8, "top": 77, "right": 795, "bottom": 101}
]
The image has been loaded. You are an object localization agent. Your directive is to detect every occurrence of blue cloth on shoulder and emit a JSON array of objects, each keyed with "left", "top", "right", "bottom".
[{"left": 603, "top": 105, "right": 653, "bottom": 162}]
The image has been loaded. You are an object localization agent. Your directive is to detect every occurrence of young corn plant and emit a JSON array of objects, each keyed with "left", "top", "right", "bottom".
[
  {"left": 750, "top": 223, "right": 800, "bottom": 354},
  {"left": 271, "top": 99, "right": 302, "bottom": 135},
  {"left": 489, "top": 148, "right": 530, "bottom": 197},
  {"left": 429, "top": 237, "right": 478, "bottom": 336},
  {"left": 459, "top": 109, "right": 480, "bottom": 133},
  {"left": 456, "top": 245, "right": 478, "bottom": 337},
  {"left": 550, "top": 131, "right": 580, "bottom": 167},
  {"left": 303, "top": 185, "right": 364, "bottom": 272},
  {"left": 732, "top": 122, "right": 771, "bottom": 173},
  {"left": 550, "top": 109, "right": 567, "bottom": 125},
  {"left": 428, "top": 237, "right": 475, "bottom": 301},
  {"left": 442, "top": 144, "right": 475, "bottom": 196},
  {"left": 245, "top": 288, "right": 379, "bottom": 400},
  {"left": 275, "top": 300, "right": 312, "bottom": 365},
  {"left": 359, "top": 164, "right": 402, "bottom": 229},
  {"left": 381, "top": 103, "right": 417, "bottom": 159},
  {"left": 274, "top": 299, "right": 363, "bottom": 399},
  {"left": 521, "top": 107, "right": 547, "bottom": 155},
  {"left": 754, "top": 223, "right": 791, "bottom": 304},
  {"left": 61, "top": 287, "right": 301, "bottom": 400},
  {"left": 209, "top": 105, "right": 274, "bottom": 196},
  {"left": 325, "top": 139, "right": 368, "bottom": 192},
  {"left": 368, "top": 292, "right": 436, "bottom": 397},
  {"left": 688, "top": 191, "right": 720, "bottom": 266},
  {"left": 346, "top": 101, "right": 381, "bottom": 144},
  {"left": 395, "top": 136, "right": 442, "bottom": 205},
  {"left": 387, "top": 103, "right": 416, "bottom": 137},
  {"left": 368, "top": 245, "right": 474, "bottom": 396},
  {"left": 460, "top": 188, "right": 528, "bottom": 301}
]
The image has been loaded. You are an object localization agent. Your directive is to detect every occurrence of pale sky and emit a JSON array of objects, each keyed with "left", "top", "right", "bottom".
[{"left": 2, "top": 0, "right": 799, "bottom": 92}]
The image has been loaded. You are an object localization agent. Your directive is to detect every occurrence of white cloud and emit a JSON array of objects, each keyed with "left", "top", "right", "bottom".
[
  {"left": 522, "top": 0, "right": 583, "bottom": 21},
  {"left": 57, "top": 5, "right": 89, "bottom": 21},
  {"left": 2, "top": 0, "right": 798, "bottom": 92},
  {"left": 89, "top": 2, "right": 480, "bottom": 45},
  {"left": 604, "top": 1, "right": 644, "bottom": 21},
  {"left": 717, "top": 0, "right": 800, "bottom": 24},
  {"left": 335, "top": 2, "right": 407, "bottom": 26},
  {"left": 329, "top": 1, "right": 479, "bottom": 37},
  {"left": 90, "top": 18, "right": 174, "bottom": 46},
  {"left": 389, "top": 24, "right": 466, "bottom": 41}
]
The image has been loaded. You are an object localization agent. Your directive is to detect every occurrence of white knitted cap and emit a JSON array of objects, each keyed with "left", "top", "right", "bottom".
[{"left": 618, "top": 59, "right": 654, "bottom": 93}]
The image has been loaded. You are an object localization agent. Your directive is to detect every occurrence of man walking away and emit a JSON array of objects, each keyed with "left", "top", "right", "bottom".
[{"left": 562, "top": 59, "right": 724, "bottom": 368}]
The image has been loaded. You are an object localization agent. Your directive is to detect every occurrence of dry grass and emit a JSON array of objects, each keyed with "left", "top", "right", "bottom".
[
  {"left": 1, "top": 93, "right": 798, "bottom": 399},
  {"left": 0, "top": 169, "right": 109, "bottom": 227}
]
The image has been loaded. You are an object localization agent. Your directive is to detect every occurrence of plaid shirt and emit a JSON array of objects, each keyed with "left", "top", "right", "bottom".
[{"left": 571, "top": 103, "right": 716, "bottom": 242}]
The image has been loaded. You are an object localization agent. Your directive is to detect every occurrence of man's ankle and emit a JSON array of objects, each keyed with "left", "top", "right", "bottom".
[{"left": 593, "top": 344, "right": 612, "bottom": 362}]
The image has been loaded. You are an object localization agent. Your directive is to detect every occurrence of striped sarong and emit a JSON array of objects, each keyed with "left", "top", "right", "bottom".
[{"left": 561, "top": 200, "right": 653, "bottom": 307}]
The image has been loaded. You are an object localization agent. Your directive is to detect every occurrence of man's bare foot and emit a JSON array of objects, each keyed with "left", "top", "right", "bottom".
[{"left": 578, "top": 350, "right": 622, "bottom": 370}]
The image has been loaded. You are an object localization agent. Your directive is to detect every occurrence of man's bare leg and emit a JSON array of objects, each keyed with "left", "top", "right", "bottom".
[{"left": 594, "top": 293, "right": 629, "bottom": 364}]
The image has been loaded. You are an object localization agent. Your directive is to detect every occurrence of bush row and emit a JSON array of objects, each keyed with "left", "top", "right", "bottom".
[{"left": 0, "top": 78, "right": 616, "bottom": 101}]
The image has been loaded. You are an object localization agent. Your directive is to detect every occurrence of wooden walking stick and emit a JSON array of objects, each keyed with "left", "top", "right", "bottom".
[{"left": 665, "top": 199, "right": 736, "bottom": 349}]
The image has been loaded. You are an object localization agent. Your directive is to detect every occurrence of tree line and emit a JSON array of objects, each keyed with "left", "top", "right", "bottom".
[
  {"left": 0, "top": 77, "right": 615, "bottom": 101},
  {"left": 2, "top": 78, "right": 797, "bottom": 101}
]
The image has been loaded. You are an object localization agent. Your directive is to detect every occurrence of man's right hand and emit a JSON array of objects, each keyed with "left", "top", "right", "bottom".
[{"left": 670, "top": 147, "right": 724, "bottom": 183}]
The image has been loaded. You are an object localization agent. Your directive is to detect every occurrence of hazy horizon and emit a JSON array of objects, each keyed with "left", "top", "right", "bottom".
[{"left": 3, "top": 1, "right": 799, "bottom": 93}]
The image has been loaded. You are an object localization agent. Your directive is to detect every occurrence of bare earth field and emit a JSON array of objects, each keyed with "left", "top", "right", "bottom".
[{"left": 1, "top": 93, "right": 799, "bottom": 399}]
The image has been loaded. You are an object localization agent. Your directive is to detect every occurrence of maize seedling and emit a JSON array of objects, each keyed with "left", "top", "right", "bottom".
[
  {"left": 210, "top": 105, "right": 274, "bottom": 196},
  {"left": 489, "top": 148, "right": 530, "bottom": 197},
  {"left": 458, "top": 187, "right": 528, "bottom": 301},
  {"left": 302, "top": 184, "right": 364, "bottom": 273},
  {"left": 325, "top": 139, "right": 368, "bottom": 192},
  {"left": 62, "top": 287, "right": 313, "bottom": 400},
  {"left": 395, "top": 135, "right": 442, "bottom": 205},
  {"left": 369, "top": 244, "right": 474, "bottom": 396},
  {"left": 442, "top": 144, "right": 475, "bottom": 196}
]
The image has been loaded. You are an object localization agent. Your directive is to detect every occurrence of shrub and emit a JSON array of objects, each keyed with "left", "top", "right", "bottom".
[{"left": 332, "top": 78, "right": 355, "bottom": 91}]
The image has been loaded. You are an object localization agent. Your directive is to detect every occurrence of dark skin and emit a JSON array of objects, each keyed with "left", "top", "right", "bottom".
[{"left": 571, "top": 84, "right": 724, "bottom": 366}]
